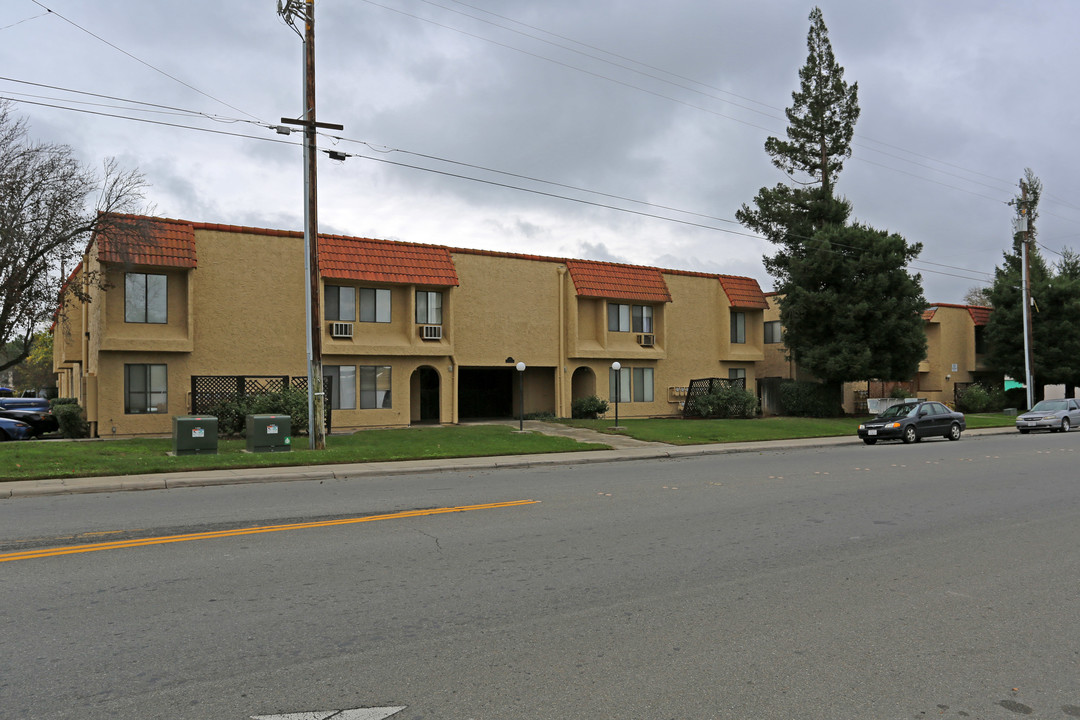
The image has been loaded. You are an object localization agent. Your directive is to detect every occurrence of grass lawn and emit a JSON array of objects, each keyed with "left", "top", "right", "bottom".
[
  {"left": 0, "top": 425, "right": 609, "bottom": 483},
  {"left": 558, "top": 413, "right": 1017, "bottom": 445}
]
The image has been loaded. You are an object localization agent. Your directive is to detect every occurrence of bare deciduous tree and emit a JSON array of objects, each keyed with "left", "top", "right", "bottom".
[{"left": 0, "top": 101, "right": 148, "bottom": 372}]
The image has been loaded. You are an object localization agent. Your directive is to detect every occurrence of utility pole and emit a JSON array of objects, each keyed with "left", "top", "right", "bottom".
[
  {"left": 278, "top": 0, "right": 342, "bottom": 450},
  {"left": 1017, "top": 180, "right": 1035, "bottom": 410}
]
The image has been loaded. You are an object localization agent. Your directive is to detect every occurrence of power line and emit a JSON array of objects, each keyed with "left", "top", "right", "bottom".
[
  {"left": 389, "top": 0, "right": 1020, "bottom": 202},
  {"left": 3, "top": 92, "right": 1006, "bottom": 287},
  {"left": 28, "top": 0, "right": 262, "bottom": 122}
]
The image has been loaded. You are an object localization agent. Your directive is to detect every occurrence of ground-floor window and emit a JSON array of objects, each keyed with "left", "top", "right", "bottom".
[
  {"left": 124, "top": 364, "right": 167, "bottom": 414},
  {"left": 325, "top": 365, "right": 357, "bottom": 409},
  {"left": 609, "top": 366, "right": 653, "bottom": 403},
  {"left": 359, "top": 366, "right": 392, "bottom": 409}
]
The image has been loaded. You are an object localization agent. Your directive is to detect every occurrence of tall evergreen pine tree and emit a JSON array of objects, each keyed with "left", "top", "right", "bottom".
[{"left": 737, "top": 7, "right": 927, "bottom": 407}]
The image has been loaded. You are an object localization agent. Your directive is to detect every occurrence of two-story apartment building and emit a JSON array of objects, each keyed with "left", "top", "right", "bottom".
[
  {"left": 758, "top": 294, "right": 997, "bottom": 413},
  {"left": 53, "top": 214, "right": 769, "bottom": 437}
]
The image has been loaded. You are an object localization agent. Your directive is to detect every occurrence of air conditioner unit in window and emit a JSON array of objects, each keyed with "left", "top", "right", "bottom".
[
  {"left": 420, "top": 324, "right": 442, "bottom": 340},
  {"left": 637, "top": 333, "right": 655, "bottom": 347},
  {"left": 329, "top": 322, "right": 353, "bottom": 339}
]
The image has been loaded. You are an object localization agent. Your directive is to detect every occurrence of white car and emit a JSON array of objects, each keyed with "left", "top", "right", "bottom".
[{"left": 1016, "top": 398, "right": 1080, "bottom": 434}]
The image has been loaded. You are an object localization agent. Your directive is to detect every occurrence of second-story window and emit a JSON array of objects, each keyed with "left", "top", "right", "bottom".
[
  {"left": 764, "top": 320, "right": 781, "bottom": 344},
  {"left": 608, "top": 303, "right": 653, "bottom": 333},
  {"left": 124, "top": 273, "right": 167, "bottom": 324},
  {"left": 325, "top": 285, "right": 356, "bottom": 322},
  {"left": 731, "top": 311, "right": 746, "bottom": 344},
  {"left": 359, "top": 288, "right": 391, "bottom": 323},
  {"left": 416, "top": 291, "right": 443, "bottom": 324}
]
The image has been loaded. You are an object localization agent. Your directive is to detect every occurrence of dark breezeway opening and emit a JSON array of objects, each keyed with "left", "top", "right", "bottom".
[{"left": 458, "top": 367, "right": 514, "bottom": 419}]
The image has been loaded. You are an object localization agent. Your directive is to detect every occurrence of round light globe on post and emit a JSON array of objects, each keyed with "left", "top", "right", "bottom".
[
  {"left": 516, "top": 362, "right": 526, "bottom": 431},
  {"left": 611, "top": 361, "right": 621, "bottom": 428}
]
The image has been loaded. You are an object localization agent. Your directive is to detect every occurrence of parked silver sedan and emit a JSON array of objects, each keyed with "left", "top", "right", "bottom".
[{"left": 1016, "top": 398, "right": 1080, "bottom": 433}]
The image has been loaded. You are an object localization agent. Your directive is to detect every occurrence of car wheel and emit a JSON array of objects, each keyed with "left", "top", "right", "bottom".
[
  {"left": 862, "top": 438, "right": 877, "bottom": 445},
  {"left": 1064, "top": 418, "right": 1072, "bottom": 433},
  {"left": 902, "top": 425, "right": 917, "bottom": 444},
  {"left": 1018, "top": 428, "right": 1030, "bottom": 434},
  {"left": 947, "top": 422, "right": 962, "bottom": 441}
]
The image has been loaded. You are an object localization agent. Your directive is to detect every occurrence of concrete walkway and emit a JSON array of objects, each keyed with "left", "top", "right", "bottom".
[{"left": 0, "top": 425, "right": 1017, "bottom": 500}]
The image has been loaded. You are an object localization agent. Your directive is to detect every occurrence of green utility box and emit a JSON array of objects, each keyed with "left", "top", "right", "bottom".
[
  {"left": 245, "top": 414, "right": 292, "bottom": 453},
  {"left": 172, "top": 415, "right": 218, "bottom": 456}
]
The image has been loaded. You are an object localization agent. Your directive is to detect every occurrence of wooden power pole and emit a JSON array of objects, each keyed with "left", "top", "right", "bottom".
[{"left": 278, "top": 0, "right": 342, "bottom": 450}]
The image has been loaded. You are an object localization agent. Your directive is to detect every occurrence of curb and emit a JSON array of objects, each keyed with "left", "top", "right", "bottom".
[{"left": 1, "top": 427, "right": 1019, "bottom": 500}]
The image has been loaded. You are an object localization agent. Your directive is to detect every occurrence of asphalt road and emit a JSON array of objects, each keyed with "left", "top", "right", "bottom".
[{"left": 2, "top": 431, "right": 1079, "bottom": 720}]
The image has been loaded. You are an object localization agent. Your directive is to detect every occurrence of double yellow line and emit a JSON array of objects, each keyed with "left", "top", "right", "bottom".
[{"left": 0, "top": 499, "right": 539, "bottom": 564}]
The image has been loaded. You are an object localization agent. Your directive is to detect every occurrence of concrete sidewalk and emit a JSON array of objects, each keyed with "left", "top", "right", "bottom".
[{"left": 0, "top": 423, "right": 1017, "bottom": 500}]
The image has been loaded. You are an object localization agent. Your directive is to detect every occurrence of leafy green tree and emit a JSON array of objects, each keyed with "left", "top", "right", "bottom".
[
  {"left": 737, "top": 7, "right": 926, "bottom": 400},
  {"left": 1040, "top": 249, "right": 1080, "bottom": 396},
  {"left": 982, "top": 170, "right": 1080, "bottom": 400},
  {"left": 8, "top": 331, "right": 54, "bottom": 392},
  {"left": 0, "top": 101, "right": 147, "bottom": 373}
]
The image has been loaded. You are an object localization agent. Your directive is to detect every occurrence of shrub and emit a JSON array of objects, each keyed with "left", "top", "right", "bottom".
[
  {"left": 694, "top": 383, "right": 759, "bottom": 419},
  {"left": 889, "top": 385, "right": 914, "bottom": 399},
  {"left": 50, "top": 399, "right": 89, "bottom": 438},
  {"left": 523, "top": 411, "right": 556, "bottom": 421},
  {"left": 571, "top": 395, "right": 609, "bottom": 419},
  {"left": 779, "top": 381, "right": 842, "bottom": 417},
  {"left": 204, "top": 387, "right": 310, "bottom": 436},
  {"left": 956, "top": 384, "right": 990, "bottom": 413}
]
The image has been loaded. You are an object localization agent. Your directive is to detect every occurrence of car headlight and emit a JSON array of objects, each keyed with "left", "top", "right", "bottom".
[
  {"left": 889, "top": 422, "right": 901, "bottom": 428},
  {"left": 858, "top": 424, "right": 865, "bottom": 430}
]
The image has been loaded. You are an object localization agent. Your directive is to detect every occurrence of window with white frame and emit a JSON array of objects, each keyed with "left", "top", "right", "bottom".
[
  {"left": 324, "top": 285, "right": 356, "bottom": 322},
  {"left": 324, "top": 365, "right": 356, "bottom": 410},
  {"left": 359, "top": 288, "right": 391, "bottom": 323},
  {"left": 608, "top": 366, "right": 653, "bottom": 403},
  {"left": 359, "top": 366, "right": 392, "bottom": 409},
  {"left": 764, "top": 320, "right": 781, "bottom": 344},
  {"left": 416, "top": 291, "right": 443, "bottom": 324},
  {"left": 731, "top": 311, "right": 746, "bottom": 344},
  {"left": 124, "top": 363, "right": 167, "bottom": 413},
  {"left": 633, "top": 367, "right": 654, "bottom": 402},
  {"left": 124, "top": 273, "right": 167, "bottom": 324},
  {"left": 608, "top": 303, "right": 654, "bottom": 333}
]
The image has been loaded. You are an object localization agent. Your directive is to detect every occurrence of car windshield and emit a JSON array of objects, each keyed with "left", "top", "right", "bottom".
[
  {"left": 879, "top": 403, "right": 917, "bottom": 418},
  {"left": 1030, "top": 400, "right": 1067, "bottom": 412}
]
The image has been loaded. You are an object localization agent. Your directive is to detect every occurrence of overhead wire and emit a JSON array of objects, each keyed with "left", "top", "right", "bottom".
[
  {"left": 27, "top": 0, "right": 263, "bottom": 123},
  {"left": 387, "top": 0, "right": 1019, "bottom": 199}
]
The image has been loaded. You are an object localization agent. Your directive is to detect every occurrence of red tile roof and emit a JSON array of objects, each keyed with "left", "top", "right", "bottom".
[
  {"left": 96, "top": 215, "right": 197, "bottom": 268},
  {"left": 718, "top": 275, "right": 769, "bottom": 309},
  {"left": 924, "top": 303, "right": 993, "bottom": 326},
  {"left": 564, "top": 260, "right": 671, "bottom": 302},
  {"left": 967, "top": 306, "right": 992, "bottom": 326},
  {"left": 320, "top": 234, "right": 458, "bottom": 286}
]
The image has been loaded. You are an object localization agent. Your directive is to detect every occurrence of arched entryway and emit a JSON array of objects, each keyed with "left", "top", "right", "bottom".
[
  {"left": 410, "top": 366, "right": 440, "bottom": 424},
  {"left": 571, "top": 366, "right": 597, "bottom": 401}
]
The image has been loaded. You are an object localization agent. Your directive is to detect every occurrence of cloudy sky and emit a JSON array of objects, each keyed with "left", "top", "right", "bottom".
[{"left": 3, "top": 0, "right": 1078, "bottom": 303}]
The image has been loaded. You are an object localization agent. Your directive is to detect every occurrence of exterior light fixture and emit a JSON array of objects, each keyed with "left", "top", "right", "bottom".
[
  {"left": 611, "top": 361, "right": 621, "bottom": 428},
  {"left": 516, "top": 361, "right": 526, "bottom": 431}
]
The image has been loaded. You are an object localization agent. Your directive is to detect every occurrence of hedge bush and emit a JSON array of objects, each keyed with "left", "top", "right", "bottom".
[
  {"left": 50, "top": 398, "right": 89, "bottom": 438},
  {"left": 778, "top": 381, "right": 842, "bottom": 417},
  {"left": 203, "top": 387, "right": 310, "bottom": 436},
  {"left": 956, "top": 384, "right": 990, "bottom": 413},
  {"left": 571, "top": 395, "right": 609, "bottom": 419},
  {"left": 693, "top": 383, "right": 759, "bottom": 419}
]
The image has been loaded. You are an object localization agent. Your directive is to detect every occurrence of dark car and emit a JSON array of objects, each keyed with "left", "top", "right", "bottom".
[
  {"left": 0, "top": 416, "right": 34, "bottom": 441},
  {"left": 858, "top": 401, "right": 965, "bottom": 445},
  {"left": 0, "top": 396, "right": 49, "bottom": 410},
  {"left": 0, "top": 407, "right": 58, "bottom": 437}
]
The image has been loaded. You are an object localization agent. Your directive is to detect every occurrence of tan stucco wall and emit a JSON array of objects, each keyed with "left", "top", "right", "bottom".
[{"left": 66, "top": 225, "right": 776, "bottom": 436}]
